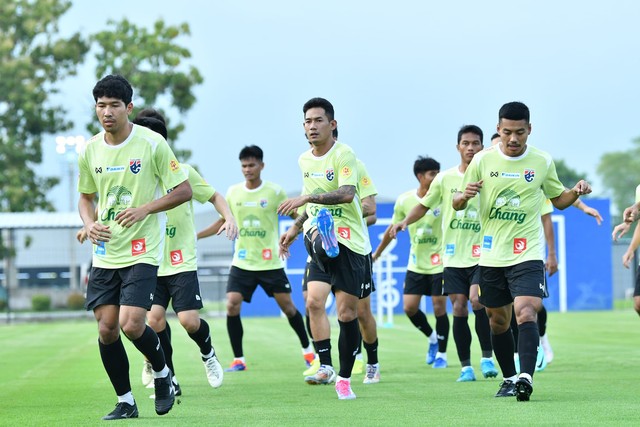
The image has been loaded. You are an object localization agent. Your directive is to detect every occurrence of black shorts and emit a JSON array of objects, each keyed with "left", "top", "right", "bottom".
[
  {"left": 443, "top": 266, "right": 479, "bottom": 296},
  {"left": 85, "top": 263, "right": 158, "bottom": 311},
  {"left": 478, "top": 260, "right": 546, "bottom": 308},
  {"left": 403, "top": 270, "right": 444, "bottom": 296},
  {"left": 634, "top": 268, "right": 640, "bottom": 297},
  {"left": 303, "top": 230, "right": 371, "bottom": 299},
  {"left": 303, "top": 256, "right": 376, "bottom": 295},
  {"left": 155, "top": 271, "right": 203, "bottom": 313},
  {"left": 227, "top": 266, "right": 291, "bottom": 303}
]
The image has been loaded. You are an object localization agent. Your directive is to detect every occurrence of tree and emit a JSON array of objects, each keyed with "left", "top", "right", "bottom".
[
  {"left": 554, "top": 159, "right": 590, "bottom": 192},
  {"left": 89, "top": 19, "right": 203, "bottom": 161},
  {"left": 0, "top": 0, "right": 89, "bottom": 257},
  {"left": 597, "top": 137, "right": 640, "bottom": 217}
]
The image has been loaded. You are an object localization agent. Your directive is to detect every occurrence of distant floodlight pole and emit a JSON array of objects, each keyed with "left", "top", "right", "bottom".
[{"left": 55, "top": 135, "right": 86, "bottom": 291}]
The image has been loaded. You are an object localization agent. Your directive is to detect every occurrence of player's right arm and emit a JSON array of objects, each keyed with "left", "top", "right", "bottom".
[
  {"left": 79, "top": 192, "right": 111, "bottom": 244},
  {"left": 620, "top": 223, "right": 640, "bottom": 269},
  {"left": 541, "top": 213, "right": 558, "bottom": 276},
  {"left": 389, "top": 203, "right": 428, "bottom": 239},
  {"left": 373, "top": 224, "right": 394, "bottom": 262}
]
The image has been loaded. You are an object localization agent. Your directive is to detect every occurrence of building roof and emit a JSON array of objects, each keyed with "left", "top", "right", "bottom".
[{"left": 0, "top": 212, "right": 83, "bottom": 229}]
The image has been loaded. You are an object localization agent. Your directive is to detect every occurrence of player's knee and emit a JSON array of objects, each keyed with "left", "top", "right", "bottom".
[{"left": 403, "top": 304, "right": 417, "bottom": 316}]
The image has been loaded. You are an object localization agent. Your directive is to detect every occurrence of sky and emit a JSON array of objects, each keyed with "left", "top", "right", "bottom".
[{"left": 43, "top": 0, "right": 640, "bottom": 213}]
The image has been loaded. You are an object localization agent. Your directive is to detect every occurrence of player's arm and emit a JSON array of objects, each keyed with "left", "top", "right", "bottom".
[
  {"left": 208, "top": 192, "right": 238, "bottom": 240},
  {"left": 278, "top": 211, "right": 308, "bottom": 259},
  {"left": 619, "top": 223, "right": 640, "bottom": 269},
  {"left": 372, "top": 224, "right": 394, "bottom": 262},
  {"left": 362, "top": 195, "right": 377, "bottom": 226},
  {"left": 115, "top": 179, "right": 192, "bottom": 228},
  {"left": 452, "top": 180, "right": 483, "bottom": 211},
  {"left": 550, "top": 180, "right": 591, "bottom": 210},
  {"left": 541, "top": 213, "right": 558, "bottom": 277},
  {"left": 571, "top": 198, "right": 603, "bottom": 225},
  {"left": 389, "top": 203, "right": 428, "bottom": 238},
  {"left": 79, "top": 192, "right": 112, "bottom": 244},
  {"left": 277, "top": 185, "right": 355, "bottom": 216}
]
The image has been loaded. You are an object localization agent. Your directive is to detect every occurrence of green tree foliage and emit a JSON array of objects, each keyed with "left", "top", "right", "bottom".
[
  {"left": 597, "top": 137, "right": 640, "bottom": 216},
  {"left": 554, "top": 159, "right": 589, "bottom": 191},
  {"left": 89, "top": 19, "right": 204, "bottom": 161},
  {"left": 0, "top": 0, "right": 88, "bottom": 214}
]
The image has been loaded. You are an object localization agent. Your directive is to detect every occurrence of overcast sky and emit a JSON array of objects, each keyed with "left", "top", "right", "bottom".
[{"left": 43, "top": 0, "right": 640, "bottom": 213}]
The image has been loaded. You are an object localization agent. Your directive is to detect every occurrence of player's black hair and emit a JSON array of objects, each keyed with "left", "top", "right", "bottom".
[
  {"left": 239, "top": 145, "right": 264, "bottom": 161},
  {"left": 414, "top": 156, "right": 440, "bottom": 177},
  {"left": 457, "top": 125, "right": 483, "bottom": 144},
  {"left": 303, "top": 97, "right": 335, "bottom": 121},
  {"left": 499, "top": 101, "right": 530, "bottom": 123},
  {"left": 133, "top": 116, "right": 167, "bottom": 140},
  {"left": 332, "top": 127, "right": 338, "bottom": 138},
  {"left": 136, "top": 108, "right": 166, "bottom": 125},
  {"left": 491, "top": 132, "right": 500, "bottom": 140},
  {"left": 92, "top": 75, "right": 133, "bottom": 105}
]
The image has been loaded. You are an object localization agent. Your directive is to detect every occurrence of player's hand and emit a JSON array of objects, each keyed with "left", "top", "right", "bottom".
[
  {"left": 86, "top": 222, "right": 111, "bottom": 244},
  {"left": 612, "top": 222, "right": 631, "bottom": 241},
  {"left": 115, "top": 206, "right": 149, "bottom": 228},
  {"left": 463, "top": 180, "right": 483, "bottom": 201},
  {"left": 583, "top": 207, "right": 603, "bottom": 225},
  {"left": 623, "top": 204, "right": 639, "bottom": 224},
  {"left": 572, "top": 180, "right": 592, "bottom": 196},
  {"left": 545, "top": 253, "right": 558, "bottom": 277},
  {"left": 622, "top": 250, "right": 635, "bottom": 269},
  {"left": 277, "top": 196, "right": 307, "bottom": 217},
  {"left": 76, "top": 228, "right": 88, "bottom": 244},
  {"left": 388, "top": 222, "right": 405, "bottom": 239},
  {"left": 278, "top": 228, "right": 297, "bottom": 259},
  {"left": 219, "top": 219, "right": 238, "bottom": 240}
]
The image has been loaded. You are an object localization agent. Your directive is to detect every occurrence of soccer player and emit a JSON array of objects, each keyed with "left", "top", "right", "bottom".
[
  {"left": 278, "top": 97, "right": 371, "bottom": 400},
  {"left": 78, "top": 75, "right": 190, "bottom": 419},
  {"left": 612, "top": 185, "right": 640, "bottom": 316},
  {"left": 374, "top": 156, "right": 450, "bottom": 368},
  {"left": 131, "top": 111, "right": 237, "bottom": 395},
  {"left": 453, "top": 101, "right": 591, "bottom": 401},
  {"left": 386, "top": 126, "right": 498, "bottom": 382},
  {"left": 198, "top": 145, "right": 313, "bottom": 372}
]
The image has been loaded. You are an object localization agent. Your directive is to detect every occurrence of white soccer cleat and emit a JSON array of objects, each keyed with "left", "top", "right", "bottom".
[
  {"left": 204, "top": 355, "right": 224, "bottom": 388},
  {"left": 363, "top": 363, "right": 380, "bottom": 384}
]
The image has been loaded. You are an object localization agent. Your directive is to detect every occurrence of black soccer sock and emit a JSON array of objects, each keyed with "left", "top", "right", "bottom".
[
  {"left": 315, "top": 338, "right": 332, "bottom": 366},
  {"left": 165, "top": 320, "right": 172, "bottom": 341},
  {"left": 226, "top": 314, "right": 244, "bottom": 358},
  {"left": 510, "top": 307, "right": 519, "bottom": 352},
  {"left": 156, "top": 327, "right": 174, "bottom": 375},
  {"left": 337, "top": 318, "right": 360, "bottom": 378},
  {"left": 436, "top": 314, "right": 450, "bottom": 353},
  {"left": 99, "top": 336, "right": 131, "bottom": 396},
  {"left": 453, "top": 315, "right": 472, "bottom": 366},
  {"left": 518, "top": 321, "right": 539, "bottom": 377},
  {"left": 363, "top": 338, "right": 379, "bottom": 365},
  {"left": 473, "top": 308, "right": 493, "bottom": 358},
  {"left": 188, "top": 319, "right": 214, "bottom": 358},
  {"left": 408, "top": 311, "right": 434, "bottom": 337},
  {"left": 287, "top": 309, "right": 310, "bottom": 349},
  {"left": 491, "top": 329, "right": 517, "bottom": 378},
  {"left": 131, "top": 325, "right": 166, "bottom": 372},
  {"left": 305, "top": 311, "right": 316, "bottom": 352},
  {"left": 538, "top": 305, "right": 548, "bottom": 337}
]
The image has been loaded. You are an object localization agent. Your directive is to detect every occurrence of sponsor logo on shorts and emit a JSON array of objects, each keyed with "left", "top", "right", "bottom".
[
  {"left": 262, "top": 248, "right": 272, "bottom": 260},
  {"left": 132, "top": 238, "right": 146, "bottom": 256},
  {"left": 472, "top": 244, "right": 481, "bottom": 257},
  {"left": 337, "top": 227, "right": 350, "bottom": 240},
  {"left": 514, "top": 238, "right": 527, "bottom": 254},
  {"left": 430, "top": 253, "right": 441, "bottom": 265},
  {"left": 170, "top": 250, "right": 183, "bottom": 265}
]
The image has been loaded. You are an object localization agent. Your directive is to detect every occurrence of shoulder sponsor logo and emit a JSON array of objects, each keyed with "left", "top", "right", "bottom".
[
  {"left": 131, "top": 238, "right": 146, "bottom": 256},
  {"left": 170, "top": 160, "right": 179, "bottom": 172},
  {"left": 170, "top": 250, "right": 183, "bottom": 265},
  {"left": 262, "top": 249, "right": 272, "bottom": 260},
  {"left": 325, "top": 168, "right": 335, "bottom": 181},
  {"left": 513, "top": 238, "right": 527, "bottom": 254},
  {"left": 361, "top": 176, "right": 370, "bottom": 186},
  {"left": 106, "top": 166, "right": 125, "bottom": 173},
  {"left": 501, "top": 172, "right": 520, "bottom": 179},
  {"left": 337, "top": 227, "right": 351, "bottom": 240},
  {"left": 524, "top": 169, "right": 535, "bottom": 183},
  {"left": 341, "top": 166, "right": 352, "bottom": 178},
  {"left": 129, "top": 159, "right": 141, "bottom": 174}
]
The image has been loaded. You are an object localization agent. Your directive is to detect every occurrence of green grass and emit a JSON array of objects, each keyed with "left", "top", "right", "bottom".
[{"left": 2, "top": 309, "right": 640, "bottom": 426}]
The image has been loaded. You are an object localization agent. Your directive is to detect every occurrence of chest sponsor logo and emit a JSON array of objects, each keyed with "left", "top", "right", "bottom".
[
  {"left": 325, "top": 168, "right": 335, "bottom": 181},
  {"left": 106, "top": 166, "right": 125, "bottom": 173},
  {"left": 310, "top": 172, "right": 324, "bottom": 178},
  {"left": 129, "top": 159, "right": 141, "bottom": 174},
  {"left": 262, "top": 249, "right": 272, "bottom": 260},
  {"left": 243, "top": 201, "right": 258, "bottom": 207},
  {"left": 472, "top": 244, "right": 481, "bottom": 258},
  {"left": 514, "top": 238, "right": 527, "bottom": 254},
  {"left": 240, "top": 215, "right": 266, "bottom": 238},
  {"left": 430, "top": 253, "right": 441, "bottom": 265},
  {"left": 132, "top": 238, "right": 146, "bottom": 256},
  {"left": 501, "top": 172, "right": 520, "bottom": 179},
  {"left": 337, "top": 227, "right": 351, "bottom": 240},
  {"left": 170, "top": 250, "right": 183, "bottom": 265},
  {"left": 483, "top": 235, "right": 493, "bottom": 250},
  {"left": 524, "top": 169, "right": 535, "bottom": 183}
]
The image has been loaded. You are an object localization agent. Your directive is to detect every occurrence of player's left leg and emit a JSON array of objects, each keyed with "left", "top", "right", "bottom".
[
  {"left": 357, "top": 296, "right": 380, "bottom": 384},
  {"left": 177, "top": 310, "right": 223, "bottom": 388}
]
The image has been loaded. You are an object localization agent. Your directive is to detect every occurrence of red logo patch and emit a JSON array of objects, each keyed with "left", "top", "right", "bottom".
[
  {"left": 132, "top": 238, "right": 146, "bottom": 256},
  {"left": 430, "top": 253, "right": 441, "bottom": 265},
  {"left": 514, "top": 238, "right": 527, "bottom": 254},
  {"left": 472, "top": 245, "right": 481, "bottom": 258},
  {"left": 170, "top": 250, "right": 183, "bottom": 265},
  {"left": 262, "top": 249, "right": 272, "bottom": 260},
  {"left": 337, "top": 227, "right": 351, "bottom": 240}
]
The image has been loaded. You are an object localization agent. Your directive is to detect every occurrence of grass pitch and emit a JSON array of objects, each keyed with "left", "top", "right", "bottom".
[{"left": 1, "top": 309, "right": 639, "bottom": 426}]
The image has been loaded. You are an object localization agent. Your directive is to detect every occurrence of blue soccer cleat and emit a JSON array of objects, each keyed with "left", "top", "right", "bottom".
[
  {"left": 426, "top": 342, "right": 438, "bottom": 365},
  {"left": 433, "top": 356, "right": 448, "bottom": 369},
  {"left": 457, "top": 366, "right": 476, "bottom": 382},
  {"left": 481, "top": 358, "right": 499, "bottom": 378},
  {"left": 316, "top": 208, "right": 339, "bottom": 258}
]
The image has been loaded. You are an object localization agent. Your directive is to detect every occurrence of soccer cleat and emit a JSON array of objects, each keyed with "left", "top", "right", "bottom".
[
  {"left": 204, "top": 355, "right": 224, "bottom": 388},
  {"left": 154, "top": 372, "right": 175, "bottom": 416},
  {"left": 316, "top": 208, "right": 339, "bottom": 258},
  {"left": 303, "top": 357, "right": 320, "bottom": 376},
  {"left": 225, "top": 359, "right": 247, "bottom": 372},
  {"left": 541, "top": 334, "right": 554, "bottom": 364},
  {"left": 173, "top": 376, "right": 182, "bottom": 396},
  {"left": 457, "top": 366, "right": 476, "bottom": 382},
  {"left": 352, "top": 358, "right": 364, "bottom": 375},
  {"left": 481, "top": 358, "right": 499, "bottom": 378},
  {"left": 515, "top": 376, "right": 534, "bottom": 401},
  {"left": 363, "top": 363, "right": 380, "bottom": 384},
  {"left": 433, "top": 357, "right": 447, "bottom": 369},
  {"left": 305, "top": 365, "right": 337, "bottom": 385},
  {"left": 102, "top": 402, "right": 139, "bottom": 420},
  {"left": 495, "top": 380, "right": 517, "bottom": 397},
  {"left": 303, "top": 352, "right": 316, "bottom": 367},
  {"left": 535, "top": 345, "right": 547, "bottom": 372},
  {"left": 335, "top": 379, "right": 356, "bottom": 400},
  {"left": 141, "top": 360, "right": 153, "bottom": 386},
  {"left": 426, "top": 342, "right": 438, "bottom": 364}
]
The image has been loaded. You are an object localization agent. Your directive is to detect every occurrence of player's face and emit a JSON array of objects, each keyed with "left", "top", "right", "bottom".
[
  {"left": 491, "top": 136, "right": 501, "bottom": 146},
  {"left": 95, "top": 96, "right": 132, "bottom": 135},
  {"left": 457, "top": 132, "right": 483, "bottom": 164},
  {"left": 497, "top": 119, "right": 531, "bottom": 157},
  {"left": 304, "top": 108, "right": 336, "bottom": 146},
  {"left": 240, "top": 157, "right": 264, "bottom": 181},
  {"left": 419, "top": 169, "right": 439, "bottom": 187}
]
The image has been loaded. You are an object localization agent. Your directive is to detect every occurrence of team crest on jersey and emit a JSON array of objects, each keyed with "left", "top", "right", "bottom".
[
  {"left": 514, "top": 238, "right": 527, "bottom": 254},
  {"left": 131, "top": 238, "right": 146, "bottom": 256},
  {"left": 325, "top": 168, "right": 335, "bottom": 181},
  {"left": 338, "top": 227, "right": 351, "bottom": 240},
  {"left": 524, "top": 169, "right": 535, "bottom": 182},
  {"left": 129, "top": 159, "right": 141, "bottom": 174},
  {"left": 260, "top": 199, "right": 268, "bottom": 208},
  {"left": 170, "top": 250, "right": 183, "bottom": 265}
]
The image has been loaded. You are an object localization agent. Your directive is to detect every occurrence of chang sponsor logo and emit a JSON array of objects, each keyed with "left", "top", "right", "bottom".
[
  {"left": 239, "top": 215, "right": 267, "bottom": 238},
  {"left": 100, "top": 185, "right": 133, "bottom": 222}
]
